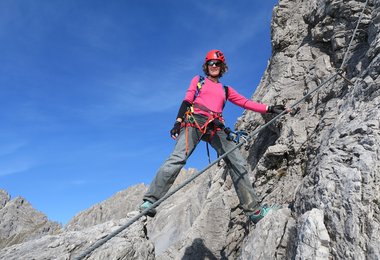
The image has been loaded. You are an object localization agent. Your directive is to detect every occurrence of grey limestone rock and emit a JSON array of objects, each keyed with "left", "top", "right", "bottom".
[
  {"left": 0, "top": 194, "right": 61, "bottom": 250},
  {"left": 294, "top": 209, "right": 330, "bottom": 260},
  {"left": 1, "top": 0, "right": 379, "bottom": 259},
  {"left": 0, "top": 189, "right": 10, "bottom": 208},
  {"left": 0, "top": 212, "right": 154, "bottom": 260},
  {"left": 65, "top": 183, "right": 147, "bottom": 231},
  {"left": 238, "top": 0, "right": 380, "bottom": 259}
]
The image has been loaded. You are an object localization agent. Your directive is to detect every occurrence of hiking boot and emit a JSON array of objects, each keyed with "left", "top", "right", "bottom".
[
  {"left": 248, "top": 205, "right": 278, "bottom": 224},
  {"left": 139, "top": 200, "right": 157, "bottom": 217}
]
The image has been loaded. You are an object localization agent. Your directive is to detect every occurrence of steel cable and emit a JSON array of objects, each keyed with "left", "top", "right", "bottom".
[{"left": 72, "top": 1, "right": 369, "bottom": 258}]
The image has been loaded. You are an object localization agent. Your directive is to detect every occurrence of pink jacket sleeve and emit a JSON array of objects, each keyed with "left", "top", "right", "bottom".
[
  {"left": 183, "top": 76, "right": 199, "bottom": 103},
  {"left": 227, "top": 87, "right": 268, "bottom": 114}
]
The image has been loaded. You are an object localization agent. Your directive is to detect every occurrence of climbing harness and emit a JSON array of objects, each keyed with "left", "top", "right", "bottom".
[
  {"left": 182, "top": 109, "right": 225, "bottom": 164},
  {"left": 72, "top": 1, "right": 369, "bottom": 259},
  {"left": 183, "top": 75, "right": 229, "bottom": 162},
  {"left": 183, "top": 110, "right": 223, "bottom": 151}
]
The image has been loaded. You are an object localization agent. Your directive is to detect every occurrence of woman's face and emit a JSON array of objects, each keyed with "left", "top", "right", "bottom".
[{"left": 207, "top": 60, "right": 222, "bottom": 77}]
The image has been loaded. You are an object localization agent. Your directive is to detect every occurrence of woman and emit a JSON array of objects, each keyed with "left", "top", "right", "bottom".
[{"left": 140, "top": 50, "right": 287, "bottom": 224}]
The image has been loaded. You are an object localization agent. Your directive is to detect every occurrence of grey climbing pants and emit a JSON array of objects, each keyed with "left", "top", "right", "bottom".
[{"left": 143, "top": 114, "right": 260, "bottom": 214}]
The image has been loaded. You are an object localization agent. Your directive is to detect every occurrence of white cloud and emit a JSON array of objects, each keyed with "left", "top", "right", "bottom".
[
  {"left": 0, "top": 141, "right": 28, "bottom": 157},
  {"left": 75, "top": 66, "right": 189, "bottom": 123},
  {"left": 0, "top": 140, "right": 36, "bottom": 177},
  {"left": 0, "top": 160, "right": 35, "bottom": 176}
]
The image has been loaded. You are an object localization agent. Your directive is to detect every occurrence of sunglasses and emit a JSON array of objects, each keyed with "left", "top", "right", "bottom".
[{"left": 207, "top": 60, "right": 223, "bottom": 67}]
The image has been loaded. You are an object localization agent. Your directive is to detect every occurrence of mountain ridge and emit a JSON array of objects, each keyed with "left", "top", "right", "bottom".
[{"left": 1, "top": 0, "right": 379, "bottom": 259}]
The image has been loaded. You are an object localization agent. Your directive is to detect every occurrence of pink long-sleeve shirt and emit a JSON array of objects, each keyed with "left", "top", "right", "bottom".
[{"left": 184, "top": 75, "right": 268, "bottom": 117}]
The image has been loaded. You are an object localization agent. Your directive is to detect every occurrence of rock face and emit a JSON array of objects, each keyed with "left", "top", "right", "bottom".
[
  {"left": 0, "top": 212, "right": 155, "bottom": 260},
  {"left": 65, "top": 183, "right": 147, "bottom": 231},
  {"left": 237, "top": 0, "right": 379, "bottom": 259},
  {"left": 0, "top": 0, "right": 379, "bottom": 259},
  {"left": 0, "top": 189, "right": 61, "bottom": 250}
]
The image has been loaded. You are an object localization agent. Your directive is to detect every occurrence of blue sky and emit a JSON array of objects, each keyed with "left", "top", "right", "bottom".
[{"left": 0, "top": 0, "right": 278, "bottom": 225}]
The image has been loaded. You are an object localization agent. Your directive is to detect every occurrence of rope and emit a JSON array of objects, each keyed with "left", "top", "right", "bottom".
[
  {"left": 72, "top": 1, "right": 369, "bottom": 259},
  {"left": 339, "top": 0, "right": 369, "bottom": 71},
  {"left": 72, "top": 74, "right": 338, "bottom": 260}
]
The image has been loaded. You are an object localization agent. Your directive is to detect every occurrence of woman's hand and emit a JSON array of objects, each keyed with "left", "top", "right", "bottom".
[
  {"left": 170, "top": 121, "right": 182, "bottom": 140},
  {"left": 267, "top": 105, "right": 291, "bottom": 114}
]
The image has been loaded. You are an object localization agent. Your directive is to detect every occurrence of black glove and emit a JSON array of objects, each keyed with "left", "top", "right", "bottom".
[
  {"left": 170, "top": 121, "right": 182, "bottom": 139},
  {"left": 267, "top": 105, "right": 286, "bottom": 114}
]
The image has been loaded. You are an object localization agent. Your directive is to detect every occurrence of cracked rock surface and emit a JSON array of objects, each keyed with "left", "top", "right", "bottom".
[{"left": 1, "top": 0, "right": 379, "bottom": 259}]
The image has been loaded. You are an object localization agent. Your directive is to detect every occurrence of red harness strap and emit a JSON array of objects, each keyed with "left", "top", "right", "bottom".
[{"left": 182, "top": 110, "right": 224, "bottom": 156}]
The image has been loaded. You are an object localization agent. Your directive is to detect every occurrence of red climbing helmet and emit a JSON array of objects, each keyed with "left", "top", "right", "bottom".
[{"left": 205, "top": 50, "right": 225, "bottom": 63}]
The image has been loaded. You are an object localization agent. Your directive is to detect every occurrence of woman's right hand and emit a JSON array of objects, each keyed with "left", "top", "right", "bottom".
[{"left": 170, "top": 121, "right": 182, "bottom": 140}]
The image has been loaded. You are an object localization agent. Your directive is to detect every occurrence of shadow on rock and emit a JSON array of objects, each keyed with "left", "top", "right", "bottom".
[{"left": 182, "top": 238, "right": 218, "bottom": 260}]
